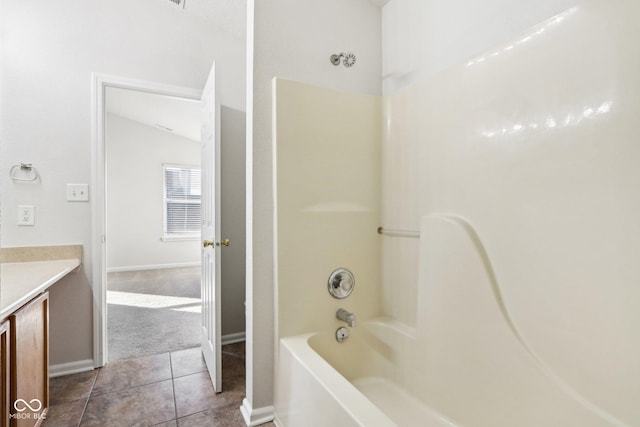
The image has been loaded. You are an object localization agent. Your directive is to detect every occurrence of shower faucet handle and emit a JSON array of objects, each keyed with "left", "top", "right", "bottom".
[{"left": 328, "top": 268, "right": 355, "bottom": 299}]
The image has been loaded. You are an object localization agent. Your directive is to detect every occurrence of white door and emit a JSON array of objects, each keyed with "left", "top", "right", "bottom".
[{"left": 200, "top": 63, "right": 222, "bottom": 392}]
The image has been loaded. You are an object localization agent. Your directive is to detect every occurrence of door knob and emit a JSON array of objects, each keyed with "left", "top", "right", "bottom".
[
  {"left": 203, "top": 240, "right": 215, "bottom": 248},
  {"left": 220, "top": 239, "right": 230, "bottom": 247}
]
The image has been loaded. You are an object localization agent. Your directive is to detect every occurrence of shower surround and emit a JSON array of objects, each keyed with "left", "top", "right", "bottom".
[{"left": 273, "top": 1, "right": 639, "bottom": 425}]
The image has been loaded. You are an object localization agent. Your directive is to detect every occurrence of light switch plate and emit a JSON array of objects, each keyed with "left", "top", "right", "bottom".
[
  {"left": 67, "top": 184, "right": 89, "bottom": 202},
  {"left": 18, "top": 205, "right": 35, "bottom": 226}
]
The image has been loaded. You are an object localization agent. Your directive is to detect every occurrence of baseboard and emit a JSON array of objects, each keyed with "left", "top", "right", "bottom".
[
  {"left": 107, "top": 262, "right": 200, "bottom": 273},
  {"left": 49, "top": 359, "right": 95, "bottom": 378},
  {"left": 273, "top": 414, "right": 284, "bottom": 427},
  {"left": 222, "top": 332, "right": 246, "bottom": 346},
  {"left": 240, "top": 398, "right": 274, "bottom": 426},
  {"left": 49, "top": 336, "right": 244, "bottom": 379}
]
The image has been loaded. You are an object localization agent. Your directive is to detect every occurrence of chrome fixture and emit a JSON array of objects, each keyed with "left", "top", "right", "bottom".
[
  {"left": 336, "top": 308, "right": 357, "bottom": 328},
  {"left": 335, "top": 327, "right": 349, "bottom": 343},
  {"left": 328, "top": 268, "right": 355, "bottom": 299},
  {"left": 330, "top": 52, "right": 357, "bottom": 68},
  {"left": 10, "top": 163, "right": 40, "bottom": 183},
  {"left": 377, "top": 226, "right": 420, "bottom": 239}
]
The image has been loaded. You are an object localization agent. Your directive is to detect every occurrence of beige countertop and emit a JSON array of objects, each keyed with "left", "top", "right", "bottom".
[{"left": 0, "top": 245, "right": 82, "bottom": 320}]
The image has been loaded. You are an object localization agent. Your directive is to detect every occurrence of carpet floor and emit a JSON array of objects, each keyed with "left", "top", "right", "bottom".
[{"left": 107, "top": 266, "right": 201, "bottom": 362}]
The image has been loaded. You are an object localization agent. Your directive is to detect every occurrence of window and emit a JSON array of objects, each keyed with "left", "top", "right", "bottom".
[{"left": 163, "top": 164, "right": 201, "bottom": 240}]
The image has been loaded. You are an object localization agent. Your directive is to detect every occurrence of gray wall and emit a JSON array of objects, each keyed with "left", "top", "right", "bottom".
[{"left": 221, "top": 106, "right": 246, "bottom": 336}]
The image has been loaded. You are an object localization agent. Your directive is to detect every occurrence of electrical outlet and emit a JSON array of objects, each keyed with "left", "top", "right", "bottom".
[
  {"left": 17, "top": 205, "right": 35, "bottom": 226},
  {"left": 67, "top": 184, "right": 89, "bottom": 202}
]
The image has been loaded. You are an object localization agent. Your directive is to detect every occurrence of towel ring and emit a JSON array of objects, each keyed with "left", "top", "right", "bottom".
[{"left": 10, "top": 163, "right": 41, "bottom": 182}]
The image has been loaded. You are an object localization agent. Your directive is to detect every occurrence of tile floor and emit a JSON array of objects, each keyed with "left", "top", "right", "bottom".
[{"left": 43, "top": 342, "right": 276, "bottom": 427}]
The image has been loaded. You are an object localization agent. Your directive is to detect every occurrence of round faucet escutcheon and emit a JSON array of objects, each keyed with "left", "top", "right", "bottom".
[{"left": 328, "top": 268, "right": 355, "bottom": 299}]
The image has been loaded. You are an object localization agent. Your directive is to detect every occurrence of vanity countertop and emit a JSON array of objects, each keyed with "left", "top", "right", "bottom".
[{"left": 0, "top": 245, "right": 82, "bottom": 320}]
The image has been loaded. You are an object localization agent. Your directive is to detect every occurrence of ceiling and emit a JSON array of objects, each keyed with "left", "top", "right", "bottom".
[
  {"left": 106, "top": 87, "right": 201, "bottom": 142},
  {"left": 177, "top": 0, "right": 246, "bottom": 39},
  {"left": 106, "top": 0, "right": 390, "bottom": 140},
  {"left": 178, "top": 0, "right": 387, "bottom": 38}
]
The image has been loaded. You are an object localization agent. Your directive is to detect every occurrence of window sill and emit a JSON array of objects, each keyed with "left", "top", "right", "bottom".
[{"left": 161, "top": 236, "right": 200, "bottom": 242}]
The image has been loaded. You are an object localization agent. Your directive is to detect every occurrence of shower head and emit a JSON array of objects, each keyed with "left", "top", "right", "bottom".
[{"left": 330, "top": 52, "right": 356, "bottom": 68}]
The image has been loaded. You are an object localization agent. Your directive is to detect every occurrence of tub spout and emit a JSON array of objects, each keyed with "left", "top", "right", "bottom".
[{"left": 336, "top": 308, "right": 356, "bottom": 327}]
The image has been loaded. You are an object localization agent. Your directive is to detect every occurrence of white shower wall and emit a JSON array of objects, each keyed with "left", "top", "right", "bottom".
[
  {"left": 273, "top": 78, "right": 382, "bottom": 341},
  {"left": 381, "top": 0, "right": 640, "bottom": 423},
  {"left": 382, "top": 0, "right": 580, "bottom": 94}
]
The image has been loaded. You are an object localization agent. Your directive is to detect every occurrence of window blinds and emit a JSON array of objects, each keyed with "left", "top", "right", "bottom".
[{"left": 164, "top": 165, "right": 201, "bottom": 237}]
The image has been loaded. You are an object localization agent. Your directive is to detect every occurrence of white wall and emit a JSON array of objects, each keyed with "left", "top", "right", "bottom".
[
  {"left": 382, "top": 0, "right": 640, "bottom": 424},
  {"left": 247, "top": 0, "right": 381, "bottom": 417},
  {"left": 106, "top": 113, "right": 200, "bottom": 270},
  {"left": 0, "top": 0, "right": 245, "bottom": 367}
]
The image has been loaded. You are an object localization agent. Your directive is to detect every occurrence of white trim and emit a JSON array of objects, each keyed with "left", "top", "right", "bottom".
[
  {"left": 106, "top": 262, "right": 201, "bottom": 273},
  {"left": 49, "top": 359, "right": 95, "bottom": 378},
  {"left": 245, "top": 0, "right": 256, "bottom": 416},
  {"left": 160, "top": 236, "right": 200, "bottom": 242},
  {"left": 240, "top": 398, "right": 275, "bottom": 427},
  {"left": 92, "top": 73, "right": 202, "bottom": 369},
  {"left": 272, "top": 414, "right": 284, "bottom": 427},
  {"left": 222, "top": 332, "right": 246, "bottom": 346}
]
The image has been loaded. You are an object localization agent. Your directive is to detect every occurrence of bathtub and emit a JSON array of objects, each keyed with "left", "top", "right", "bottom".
[
  {"left": 275, "top": 318, "right": 624, "bottom": 427},
  {"left": 274, "top": 216, "right": 625, "bottom": 427},
  {"left": 275, "top": 319, "right": 458, "bottom": 427}
]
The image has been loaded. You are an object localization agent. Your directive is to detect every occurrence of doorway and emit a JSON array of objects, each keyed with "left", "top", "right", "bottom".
[
  {"left": 92, "top": 73, "right": 247, "bottom": 379},
  {"left": 92, "top": 75, "right": 204, "bottom": 367},
  {"left": 104, "top": 87, "right": 201, "bottom": 362},
  {"left": 104, "top": 86, "right": 203, "bottom": 361}
]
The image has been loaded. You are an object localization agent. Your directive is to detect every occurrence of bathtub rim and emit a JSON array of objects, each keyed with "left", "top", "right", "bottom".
[{"left": 279, "top": 333, "right": 398, "bottom": 427}]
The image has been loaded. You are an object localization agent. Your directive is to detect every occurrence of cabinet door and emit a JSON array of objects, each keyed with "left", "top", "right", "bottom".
[
  {"left": 0, "top": 320, "right": 9, "bottom": 427},
  {"left": 10, "top": 292, "right": 48, "bottom": 427}
]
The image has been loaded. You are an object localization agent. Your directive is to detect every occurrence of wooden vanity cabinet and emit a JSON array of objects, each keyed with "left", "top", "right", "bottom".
[
  {"left": 9, "top": 292, "right": 48, "bottom": 427},
  {"left": 0, "top": 320, "right": 9, "bottom": 427}
]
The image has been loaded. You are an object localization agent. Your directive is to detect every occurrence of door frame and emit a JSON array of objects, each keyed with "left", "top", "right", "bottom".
[{"left": 91, "top": 74, "right": 202, "bottom": 367}]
